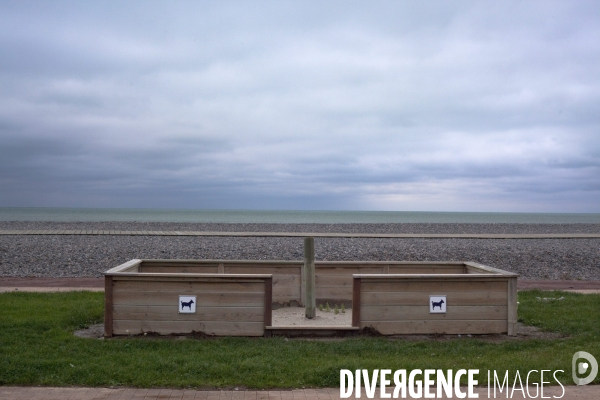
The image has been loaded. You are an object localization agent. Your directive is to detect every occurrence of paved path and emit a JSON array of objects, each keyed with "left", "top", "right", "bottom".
[
  {"left": 1, "top": 385, "right": 599, "bottom": 400},
  {"left": 1, "top": 229, "right": 599, "bottom": 238}
]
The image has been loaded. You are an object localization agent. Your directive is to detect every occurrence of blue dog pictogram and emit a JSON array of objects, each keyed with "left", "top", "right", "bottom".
[
  {"left": 181, "top": 299, "right": 195, "bottom": 310},
  {"left": 431, "top": 299, "right": 445, "bottom": 310}
]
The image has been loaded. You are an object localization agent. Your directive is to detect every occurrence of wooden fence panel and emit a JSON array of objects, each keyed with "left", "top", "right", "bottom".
[
  {"left": 358, "top": 276, "right": 511, "bottom": 335},
  {"left": 110, "top": 278, "right": 267, "bottom": 336}
]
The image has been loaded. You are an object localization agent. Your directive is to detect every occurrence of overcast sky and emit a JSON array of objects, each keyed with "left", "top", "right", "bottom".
[{"left": 1, "top": 1, "right": 599, "bottom": 212}]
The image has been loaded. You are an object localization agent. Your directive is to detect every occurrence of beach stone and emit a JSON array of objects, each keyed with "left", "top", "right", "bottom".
[{"left": 0, "top": 222, "right": 599, "bottom": 280}]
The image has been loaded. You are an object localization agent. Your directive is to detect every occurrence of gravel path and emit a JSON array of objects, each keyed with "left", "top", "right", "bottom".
[{"left": 0, "top": 222, "right": 599, "bottom": 280}]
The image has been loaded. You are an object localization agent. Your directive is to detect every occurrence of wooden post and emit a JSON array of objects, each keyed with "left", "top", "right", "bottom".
[
  {"left": 264, "top": 277, "right": 273, "bottom": 337},
  {"left": 104, "top": 275, "right": 113, "bottom": 337},
  {"left": 507, "top": 277, "right": 518, "bottom": 336},
  {"left": 352, "top": 277, "right": 361, "bottom": 327},
  {"left": 300, "top": 263, "right": 306, "bottom": 307},
  {"left": 304, "top": 237, "right": 316, "bottom": 319}
]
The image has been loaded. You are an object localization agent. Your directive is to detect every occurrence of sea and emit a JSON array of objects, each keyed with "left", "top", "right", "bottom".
[{"left": 1, "top": 207, "right": 599, "bottom": 224}]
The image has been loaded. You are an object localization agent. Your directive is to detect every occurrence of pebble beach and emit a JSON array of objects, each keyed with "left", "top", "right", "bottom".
[{"left": 1, "top": 221, "right": 599, "bottom": 280}]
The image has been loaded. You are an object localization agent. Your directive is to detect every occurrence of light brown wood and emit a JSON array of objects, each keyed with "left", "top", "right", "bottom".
[
  {"left": 361, "top": 320, "right": 508, "bottom": 335},
  {"left": 465, "top": 265, "right": 494, "bottom": 274},
  {"left": 361, "top": 280, "right": 508, "bottom": 293},
  {"left": 139, "top": 261, "right": 220, "bottom": 269},
  {"left": 388, "top": 267, "right": 466, "bottom": 274},
  {"left": 300, "top": 262, "right": 306, "bottom": 307},
  {"left": 224, "top": 266, "right": 302, "bottom": 274},
  {"left": 141, "top": 265, "right": 219, "bottom": 273},
  {"left": 113, "top": 280, "right": 265, "bottom": 293},
  {"left": 352, "top": 277, "right": 361, "bottom": 327},
  {"left": 105, "top": 259, "right": 142, "bottom": 274},
  {"left": 360, "top": 305, "right": 508, "bottom": 321},
  {"left": 264, "top": 277, "right": 272, "bottom": 330},
  {"left": 361, "top": 290, "right": 507, "bottom": 306},
  {"left": 355, "top": 274, "right": 514, "bottom": 335},
  {"left": 304, "top": 237, "right": 316, "bottom": 319},
  {"left": 464, "top": 261, "right": 518, "bottom": 276},
  {"left": 105, "top": 258, "right": 517, "bottom": 336},
  {"left": 272, "top": 287, "right": 300, "bottom": 299},
  {"left": 104, "top": 275, "right": 113, "bottom": 337},
  {"left": 315, "top": 287, "right": 352, "bottom": 299},
  {"left": 507, "top": 277, "right": 517, "bottom": 336},
  {"left": 113, "top": 306, "right": 264, "bottom": 322},
  {"left": 112, "top": 273, "right": 272, "bottom": 282},
  {"left": 271, "top": 275, "right": 300, "bottom": 285},
  {"left": 113, "top": 320, "right": 264, "bottom": 336},
  {"left": 315, "top": 275, "right": 354, "bottom": 286},
  {"left": 358, "top": 273, "right": 509, "bottom": 280},
  {"left": 315, "top": 266, "right": 385, "bottom": 274},
  {"left": 113, "top": 290, "right": 265, "bottom": 307}
]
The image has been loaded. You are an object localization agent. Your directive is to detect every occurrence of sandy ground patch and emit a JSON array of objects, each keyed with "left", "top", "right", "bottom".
[{"left": 272, "top": 306, "right": 352, "bottom": 326}]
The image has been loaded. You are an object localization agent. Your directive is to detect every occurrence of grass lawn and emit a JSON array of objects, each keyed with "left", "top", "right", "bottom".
[{"left": 0, "top": 290, "right": 598, "bottom": 388}]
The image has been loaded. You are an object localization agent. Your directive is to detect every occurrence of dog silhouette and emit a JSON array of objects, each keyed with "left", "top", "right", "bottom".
[
  {"left": 181, "top": 299, "right": 195, "bottom": 310},
  {"left": 432, "top": 299, "right": 445, "bottom": 310}
]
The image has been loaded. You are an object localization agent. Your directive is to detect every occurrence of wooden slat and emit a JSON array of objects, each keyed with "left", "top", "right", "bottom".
[
  {"left": 361, "top": 290, "right": 507, "bottom": 306},
  {"left": 113, "top": 305, "right": 264, "bottom": 322},
  {"left": 113, "top": 305, "right": 263, "bottom": 321},
  {"left": 140, "top": 265, "right": 219, "bottom": 273},
  {"left": 113, "top": 280, "right": 265, "bottom": 292},
  {"left": 269, "top": 275, "right": 301, "bottom": 287},
  {"left": 315, "top": 274, "right": 354, "bottom": 286},
  {"left": 360, "top": 305, "right": 508, "bottom": 321},
  {"left": 113, "top": 274, "right": 271, "bottom": 283},
  {"left": 317, "top": 261, "right": 467, "bottom": 266},
  {"left": 386, "top": 263, "right": 467, "bottom": 268},
  {"left": 388, "top": 267, "right": 466, "bottom": 274},
  {"left": 465, "top": 265, "right": 494, "bottom": 274},
  {"left": 273, "top": 293, "right": 300, "bottom": 302},
  {"left": 315, "top": 266, "right": 385, "bottom": 274},
  {"left": 139, "top": 261, "right": 220, "bottom": 268},
  {"left": 315, "top": 287, "right": 352, "bottom": 299},
  {"left": 224, "top": 266, "right": 302, "bottom": 274},
  {"left": 105, "top": 259, "right": 142, "bottom": 274},
  {"left": 272, "top": 286, "right": 300, "bottom": 297},
  {"left": 113, "top": 320, "right": 264, "bottom": 336},
  {"left": 361, "top": 320, "right": 508, "bottom": 335},
  {"left": 112, "top": 291, "right": 265, "bottom": 307},
  {"left": 464, "top": 261, "right": 518, "bottom": 276},
  {"left": 361, "top": 280, "right": 507, "bottom": 293}
]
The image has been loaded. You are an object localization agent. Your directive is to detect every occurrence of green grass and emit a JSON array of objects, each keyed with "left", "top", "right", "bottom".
[{"left": 0, "top": 290, "right": 598, "bottom": 388}]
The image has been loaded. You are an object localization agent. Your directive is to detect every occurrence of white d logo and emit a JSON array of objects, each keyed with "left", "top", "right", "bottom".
[{"left": 572, "top": 351, "right": 598, "bottom": 385}]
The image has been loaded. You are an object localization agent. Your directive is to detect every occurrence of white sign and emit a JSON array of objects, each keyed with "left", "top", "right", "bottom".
[
  {"left": 429, "top": 295, "right": 447, "bottom": 313},
  {"left": 179, "top": 295, "right": 196, "bottom": 313}
]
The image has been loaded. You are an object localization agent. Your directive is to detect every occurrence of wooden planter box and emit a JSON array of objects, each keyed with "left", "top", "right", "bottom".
[
  {"left": 104, "top": 260, "right": 517, "bottom": 337},
  {"left": 352, "top": 262, "right": 518, "bottom": 335},
  {"left": 104, "top": 259, "right": 272, "bottom": 337}
]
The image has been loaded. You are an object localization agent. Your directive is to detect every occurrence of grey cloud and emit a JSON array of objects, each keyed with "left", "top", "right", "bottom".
[{"left": 1, "top": 1, "right": 599, "bottom": 212}]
